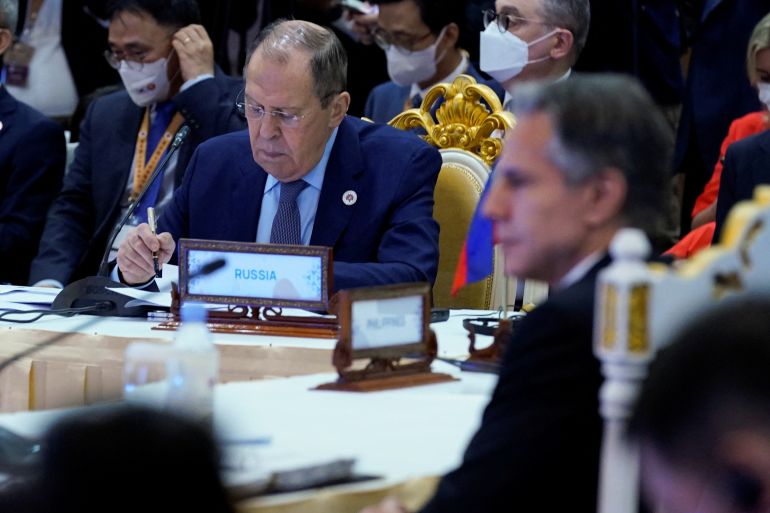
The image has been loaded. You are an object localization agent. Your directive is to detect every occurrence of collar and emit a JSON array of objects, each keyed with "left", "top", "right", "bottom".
[
  {"left": 264, "top": 126, "right": 339, "bottom": 193},
  {"left": 409, "top": 51, "right": 469, "bottom": 100},
  {"left": 503, "top": 68, "right": 572, "bottom": 112},
  {"left": 555, "top": 250, "right": 605, "bottom": 290}
]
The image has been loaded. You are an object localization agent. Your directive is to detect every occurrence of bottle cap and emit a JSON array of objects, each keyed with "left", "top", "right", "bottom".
[{"left": 180, "top": 302, "right": 207, "bottom": 323}]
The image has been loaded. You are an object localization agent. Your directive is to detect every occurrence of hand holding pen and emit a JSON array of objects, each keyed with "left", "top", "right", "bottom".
[
  {"left": 147, "top": 207, "right": 160, "bottom": 278},
  {"left": 115, "top": 219, "right": 176, "bottom": 286}
]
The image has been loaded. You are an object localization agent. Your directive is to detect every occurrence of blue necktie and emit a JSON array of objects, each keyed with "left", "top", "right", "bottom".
[
  {"left": 135, "top": 101, "right": 175, "bottom": 224},
  {"left": 270, "top": 180, "right": 308, "bottom": 245}
]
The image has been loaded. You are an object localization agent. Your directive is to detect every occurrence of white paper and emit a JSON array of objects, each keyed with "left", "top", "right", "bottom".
[{"left": 106, "top": 287, "right": 171, "bottom": 308}]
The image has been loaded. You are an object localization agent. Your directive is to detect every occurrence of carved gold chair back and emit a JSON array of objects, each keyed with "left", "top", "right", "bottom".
[{"left": 389, "top": 75, "right": 515, "bottom": 309}]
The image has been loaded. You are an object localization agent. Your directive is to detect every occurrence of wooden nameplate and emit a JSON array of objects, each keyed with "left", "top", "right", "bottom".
[
  {"left": 152, "top": 291, "right": 338, "bottom": 339},
  {"left": 315, "top": 283, "right": 456, "bottom": 392}
]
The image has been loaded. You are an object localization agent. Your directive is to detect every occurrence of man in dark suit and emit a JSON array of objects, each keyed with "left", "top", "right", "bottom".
[
  {"left": 28, "top": 0, "right": 245, "bottom": 287},
  {"left": 364, "top": 0, "right": 502, "bottom": 124},
  {"left": 0, "top": 0, "right": 65, "bottom": 285},
  {"left": 713, "top": 129, "right": 770, "bottom": 241},
  {"left": 363, "top": 74, "right": 671, "bottom": 513},
  {"left": 117, "top": 19, "right": 440, "bottom": 291}
]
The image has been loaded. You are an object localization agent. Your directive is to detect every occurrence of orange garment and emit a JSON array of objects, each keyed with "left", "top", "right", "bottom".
[
  {"left": 691, "top": 111, "right": 769, "bottom": 218},
  {"left": 666, "top": 222, "right": 716, "bottom": 259}
]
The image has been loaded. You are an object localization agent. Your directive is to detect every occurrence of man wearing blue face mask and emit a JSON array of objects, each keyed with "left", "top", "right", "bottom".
[
  {"left": 28, "top": 0, "right": 245, "bottom": 288},
  {"left": 479, "top": 0, "right": 590, "bottom": 110},
  {"left": 364, "top": 0, "right": 503, "bottom": 124}
]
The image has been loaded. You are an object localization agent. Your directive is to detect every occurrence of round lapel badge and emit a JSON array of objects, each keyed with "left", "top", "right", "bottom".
[{"left": 342, "top": 190, "right": 357, "bottom": 206}]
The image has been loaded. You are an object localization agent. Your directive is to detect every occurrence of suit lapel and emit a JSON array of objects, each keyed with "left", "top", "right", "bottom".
[
  {"left": 0, "top": 87, "right": 18, "bottom": 140},
  {"left": 94, "top": 97, "right": 144, "bottom": 237},
  {"left": 310, "top": 117, "right": 361, "bottom": 248},
  {"left": 232, "top": 156, "right": 267, "bottom": 242}
]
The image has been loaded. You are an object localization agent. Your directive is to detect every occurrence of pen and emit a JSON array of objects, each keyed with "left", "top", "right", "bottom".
[{"left": 147, "top": 207, "right": 159, "bottom": 278}]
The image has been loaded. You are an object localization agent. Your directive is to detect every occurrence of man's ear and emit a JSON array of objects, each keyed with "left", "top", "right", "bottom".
[
  {"left": 549, "top": 29, "right": 574, "bottom": 61},
  {"left": 0, "top": 29, "right": 13, "bottom": 57},
  {"left": 583, "top": 167, "right": 627, "bottom": 228},
  {"left": 328, "top": 91, "right": 351, "bottom": 127},
  {"left": 442, "top": 22, "right": 460, "bottom": 50}
]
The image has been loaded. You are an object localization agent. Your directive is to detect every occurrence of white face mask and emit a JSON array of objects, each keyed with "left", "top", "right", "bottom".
[
  {"left": 479, "top": 23, "right": 558, "bottom": 84},
  {"left": 118, "top": 51, "right": 175, "bottom": 107},
  {"left": 386, "top": 27, "right": 447, "bottom": 87},
  {"left": 759, "top": 82, "right": 770, "bottom": 109}
]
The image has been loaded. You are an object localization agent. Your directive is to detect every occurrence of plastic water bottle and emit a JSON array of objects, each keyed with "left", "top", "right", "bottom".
[{"left": 165, "top": 302, "right": 219, "bottom": 423}]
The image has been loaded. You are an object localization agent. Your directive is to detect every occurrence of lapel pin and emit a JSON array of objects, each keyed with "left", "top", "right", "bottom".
[{"left": 342, "top": 190, "right": 357, "bottom": 206}]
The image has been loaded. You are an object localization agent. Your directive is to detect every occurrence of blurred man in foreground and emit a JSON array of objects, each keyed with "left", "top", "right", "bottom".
[
  {"left": 630, "top": 298, "right": 770, "bottom": 513},
  {"left": 364, "top": 73, "right": 670, "bottom": 512}
]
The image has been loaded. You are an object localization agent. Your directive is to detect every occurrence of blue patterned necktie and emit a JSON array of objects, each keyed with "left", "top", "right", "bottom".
[{"left": 270, "top": 180, "right": 308, "bottom": 245}]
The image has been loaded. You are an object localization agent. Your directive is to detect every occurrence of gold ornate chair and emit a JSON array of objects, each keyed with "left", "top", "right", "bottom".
[{"left": 388, "top": 75, "right": 548, "bottom": 309}]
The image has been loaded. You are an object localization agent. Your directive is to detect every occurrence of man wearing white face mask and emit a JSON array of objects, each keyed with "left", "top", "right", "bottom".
[
  {"left": 479, "top": 0, "right": 590, "bottom": 111},
  {"left": 28, "top": 0, "right": 245, "bottom": 288},
  {"left": 364, "top": 0, "right": 503, "bottom": 124}
]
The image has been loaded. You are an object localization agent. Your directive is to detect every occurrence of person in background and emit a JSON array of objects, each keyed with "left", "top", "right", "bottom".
[
  {"left": 28, "top": 0, "right": 245, "bottom": 288},
  {"left": 479, "top": 0, "right": 589, "bottom": 111},
  {"left": 363, "top": 0, "right": 501, "bottom": 124},
  {"left": 0, "top": 405, "right": 235, "bottom": 513},
  {"left": 0, "top": 0, "right": 65, "bottom": 285},
  {"left": 668, "top": 12, "right": 770, "bottom": 258},
  {"left": 7, "top": 0, "right": 118, "bottom": 128},
  {"left": 629, "top": 298, "right": 770, "bottom": 513},
  {"left": 674, "top": 0, "right": 767, "bottom": 234},
  {"left": 116, "top": 20, "right": 441, "bottom": 292},
  {"left": 362, "top": 73, "right": 670, "bottom": 513}
]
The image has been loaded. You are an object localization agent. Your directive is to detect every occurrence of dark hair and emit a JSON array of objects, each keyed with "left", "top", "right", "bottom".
[
  {"left": 368, "top": 0, "right": 466, "bottom": 37},
  {"left": 511, "top": 73, "right": 670, "bottom": 238},
  {"left": 247, "top": 19, "right": 347, "bottom": 108},
  {"left": 628, "top": 298, "right": 770, "bottom": 470},
  {"left": 106, "top": 0, "right": 201, "bottom": 28},
  {"left": 35, "top": 405, "right": 234, "bottom": 513}
]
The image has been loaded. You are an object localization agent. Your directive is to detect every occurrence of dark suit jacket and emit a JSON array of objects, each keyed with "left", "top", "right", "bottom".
[
  {"left": 674, "top": 0, "right": 766, "bottom": 174},
  {"left": 28, "top": 69, "right": 245, "bottom": 285},
  {"left": 0, "top": 87, "right": 65, "bottom": 285},
  {"left": 420, "top": 257, "right": 608, "bottom": 513},
  {"left": 159, "top": 116, "right": 442, "bottom": 291},
  {"left": 364, "top": 62, "right": 504, "bottom": 124},
  {"left": 714, "top": 129, "right": 770, "bottom": 242}
]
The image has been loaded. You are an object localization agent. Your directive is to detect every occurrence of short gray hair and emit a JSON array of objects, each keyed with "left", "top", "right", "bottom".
[
  {"left": 246, "top": 19, "right": 347, "bottom": 108},
  {"left": 538, "top": 0, "right": 590, "bottom": 63},
  {"left": 511, "top": 74, "right": 670, "bottom": 237},
  {"left": 0, "top": 0, "right": 17, "bottom": 32}
]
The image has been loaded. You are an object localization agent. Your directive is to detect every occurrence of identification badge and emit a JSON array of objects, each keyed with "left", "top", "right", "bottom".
[{"left": 5, "top": 41, "right": 35, "bottom": 87}]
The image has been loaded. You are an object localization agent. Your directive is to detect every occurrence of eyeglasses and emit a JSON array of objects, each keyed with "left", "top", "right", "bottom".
[
  {"left": 482, "top": 9, "right": 548, "bottom": 33},
  {"left": 371, "top": 27, "right": 434, "bottom": 53},
  {"left": 235, "top": 92, "right": 305, "bottom": 128},
  {"left": 104, "top": 49, "right": 152, "bottom": 71}
]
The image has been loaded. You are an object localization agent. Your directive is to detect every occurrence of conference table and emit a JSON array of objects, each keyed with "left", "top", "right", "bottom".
[{"left": 0, "top": 306, "right": 505, "bottom": 512}]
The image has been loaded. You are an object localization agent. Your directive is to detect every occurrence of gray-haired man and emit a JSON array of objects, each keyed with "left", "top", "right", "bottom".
[{"left": 117, "top": 19, "right": 441, "bottom": 292}]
